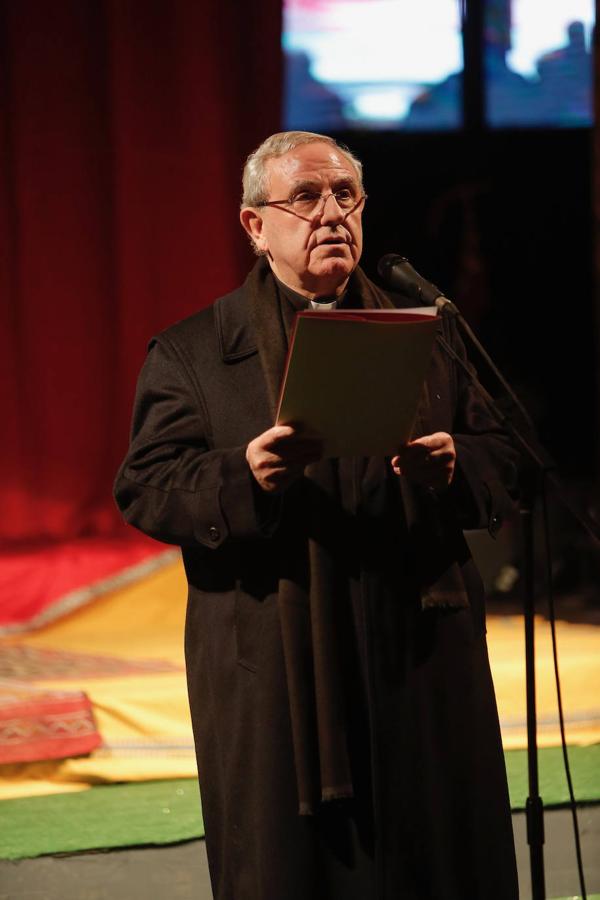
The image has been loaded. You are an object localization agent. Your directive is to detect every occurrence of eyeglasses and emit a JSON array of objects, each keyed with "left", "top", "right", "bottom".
[{"left": 258, "top": 188, "right": 366, "bottom": 222}]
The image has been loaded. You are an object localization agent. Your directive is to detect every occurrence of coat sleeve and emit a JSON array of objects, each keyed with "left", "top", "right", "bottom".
[
  {"left": 114, "top": 336, "right": 280, "bottom": 548},
  {"left": 444, "top": 318, "right": 522, "bottom": 536}
]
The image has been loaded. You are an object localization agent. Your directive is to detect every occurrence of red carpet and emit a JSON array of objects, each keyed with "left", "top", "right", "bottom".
[{"left": 0, "top": 534, "right": 175, "bottom": 635}]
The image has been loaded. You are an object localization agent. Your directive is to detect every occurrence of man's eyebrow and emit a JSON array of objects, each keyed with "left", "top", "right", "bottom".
[
  {"left": 289, "top": 179, "right": 321, "bottom": 195},
  {"left": 289, "top": 176, "right": 359, "bottom": 195},
  {"left": 331, "top": 175, "right": 358, "bottom": 188}
]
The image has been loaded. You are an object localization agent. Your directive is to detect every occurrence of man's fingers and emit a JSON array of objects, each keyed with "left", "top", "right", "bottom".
[
  {"left": 258, "top": 450, "right": 321, "bottom": 472},
  {"left": 407, "top": 432, "right": 451, "bottom": 451},
  {"left": 259, "top": 425, "right": 296, "bottom": 448},
  {"left": 262, "top": 426, "right": 322, "bottom": 452},
  {"left": 255, "top": 423, "right": 310, "bottom": 449},
  {"left": 247, "top": 421, "right": 324, "bottom": 494},
  {"left": 391, "top": 432, "right": 456, "bottom": 490},
  {"left": 393, "top": 432, "right": 455, "bottom": 464}
]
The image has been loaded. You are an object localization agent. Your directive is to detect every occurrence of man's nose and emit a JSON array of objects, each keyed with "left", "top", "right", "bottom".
[{"left": 317, "top": 192, "right": 345, "bottom": 225}]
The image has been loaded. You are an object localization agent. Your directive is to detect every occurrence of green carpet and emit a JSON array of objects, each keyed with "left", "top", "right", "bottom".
[
  {"left": 0, "top": 779, "right": 204, "bottom": 860},
  {"left": 0, "top": 746, "right": 598, "bottom": 861},
  {"left": 506, "top": 744, "right": 600, "bottom": 810}
]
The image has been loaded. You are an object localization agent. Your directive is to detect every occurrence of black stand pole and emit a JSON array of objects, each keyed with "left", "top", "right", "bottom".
[{"left": 521, "top": 487, "right": 546, "bottom": 900}]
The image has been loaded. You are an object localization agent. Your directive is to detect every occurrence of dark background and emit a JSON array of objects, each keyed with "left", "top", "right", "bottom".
[
  {"left": 2, "top": 0, "right": 597, "bottom": 546},
  {"left": 353, "top": 127, "right": 595, "bottom": 480}
]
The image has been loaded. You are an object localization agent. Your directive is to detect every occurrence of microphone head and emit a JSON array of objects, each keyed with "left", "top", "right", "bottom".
[
  {"left": 377, "top": 254, "right": 407, "bottom": 283},
  {"left": 377, "top": 254, "right": 444, "bottom": 307}
]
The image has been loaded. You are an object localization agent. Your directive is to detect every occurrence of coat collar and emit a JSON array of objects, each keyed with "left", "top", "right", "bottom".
[{"left": 214, "top": 283, "right": 258, "bottom": 362}]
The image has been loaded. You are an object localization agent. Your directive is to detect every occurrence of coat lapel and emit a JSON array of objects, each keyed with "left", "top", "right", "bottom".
[{"left": 214, "top": 284, "right": 258, "bottom": 363}]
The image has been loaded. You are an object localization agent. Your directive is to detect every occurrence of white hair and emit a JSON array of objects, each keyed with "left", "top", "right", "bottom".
[{"left": 241, "top": 131, "right": 364, "bottom": 209}]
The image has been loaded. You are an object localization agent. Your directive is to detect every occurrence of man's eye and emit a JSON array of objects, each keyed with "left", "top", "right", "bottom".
[
  {"left": 294, "top": 191, "right": 320, "bottom": 203},
  {"left": 335, "top": 188, "right": 353, "bottom": 201}
]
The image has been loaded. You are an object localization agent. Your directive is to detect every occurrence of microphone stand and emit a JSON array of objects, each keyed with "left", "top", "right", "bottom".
[
  {"left": 379, "top": 256, "right": 600, "bottom": 900},
  {"left": 438, "top": 326, "right": 550, "bottom": 898},
  {"left": 439, "top": 311, "right": 600, "bottom": 900}
]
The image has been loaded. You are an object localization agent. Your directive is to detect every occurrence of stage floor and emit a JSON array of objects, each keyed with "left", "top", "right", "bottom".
[
  {"left": 1, "top": 548, "right": 599, "bottom": 897},
  {"left": 1, "top": 806, "right": 598, "bottom": 900}
]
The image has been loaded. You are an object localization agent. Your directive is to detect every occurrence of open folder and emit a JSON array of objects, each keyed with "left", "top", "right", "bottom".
[{"left": 276, "top": 308, "right": 439, "bottom": 458}]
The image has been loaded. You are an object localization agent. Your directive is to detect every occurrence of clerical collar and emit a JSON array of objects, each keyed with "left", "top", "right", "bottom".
[
  {"left": 274, "top": 275, "right": 345, "bottom": 311},
  {"left": 309, "top": 297, "right": 338, "bottom": 311}
]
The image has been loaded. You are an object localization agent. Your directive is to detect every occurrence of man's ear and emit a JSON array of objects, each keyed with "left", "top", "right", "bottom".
[{"left": 240, "top": 207, "right": 268, "bottom": 253}]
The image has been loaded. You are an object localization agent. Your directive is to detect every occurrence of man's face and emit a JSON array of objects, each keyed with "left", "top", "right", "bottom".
[{"left": 241, "top": 142, "right": 364, "bottom": 299}]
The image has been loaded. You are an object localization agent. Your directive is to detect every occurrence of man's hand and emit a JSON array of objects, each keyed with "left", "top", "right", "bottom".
[
  {"left": 246, "top": 425, "right": 323, "bottom": 493},
  {"left": 391, "top": 432, "right": 456, "bottom": 492}
]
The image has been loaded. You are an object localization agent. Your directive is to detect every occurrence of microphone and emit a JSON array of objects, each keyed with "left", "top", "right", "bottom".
[
  {"left": 379, "top": 255, "right": 537, "bottom": 432},
  {"left": 377, "top": 254, "right": 458, "bottom": 314}
]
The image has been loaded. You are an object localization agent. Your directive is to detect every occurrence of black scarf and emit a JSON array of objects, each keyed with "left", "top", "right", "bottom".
[{"left": 246, "top": 257, "right": 466, "bottom": 815}]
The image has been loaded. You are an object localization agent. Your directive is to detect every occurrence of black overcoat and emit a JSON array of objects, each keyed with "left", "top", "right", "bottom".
[{"left": 115, "top": 278, "right": 521, "bottom": 900}]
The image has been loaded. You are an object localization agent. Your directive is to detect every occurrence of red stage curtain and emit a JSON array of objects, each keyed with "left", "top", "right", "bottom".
[
  {"left": 1, "top": 0, "right": 282, "bottom": 543},
  {"left": 594, "top": 5, "right": 600, "bottom": 495}
]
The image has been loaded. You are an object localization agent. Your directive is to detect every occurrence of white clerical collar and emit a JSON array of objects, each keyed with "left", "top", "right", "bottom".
[{"left": 309, "top": 298, "right": 338, "bottom": 311}]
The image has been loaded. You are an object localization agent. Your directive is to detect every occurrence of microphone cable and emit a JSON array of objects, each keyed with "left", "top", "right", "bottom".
[{"left": 540, "top": 474, "right": 588, "bottom": 900}]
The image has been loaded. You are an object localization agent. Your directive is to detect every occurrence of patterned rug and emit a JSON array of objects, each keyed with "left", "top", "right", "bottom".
[{"left": 0, "top": 680, "right": 101, "bottom": 765}]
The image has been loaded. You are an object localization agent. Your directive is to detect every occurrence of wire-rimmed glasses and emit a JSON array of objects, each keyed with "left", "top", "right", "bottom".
[{"left": 258, "top": 188, "right": 367, "bottom": 222}]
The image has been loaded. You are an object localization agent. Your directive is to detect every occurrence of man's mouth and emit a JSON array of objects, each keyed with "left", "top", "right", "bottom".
[{"left": 318, "top": 236, "right": 347, "bottom": 245}]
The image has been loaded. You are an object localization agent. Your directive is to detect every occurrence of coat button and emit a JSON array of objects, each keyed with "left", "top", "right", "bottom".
[{"left": 208, "top": 526, "right": 221, "bottom": 542}]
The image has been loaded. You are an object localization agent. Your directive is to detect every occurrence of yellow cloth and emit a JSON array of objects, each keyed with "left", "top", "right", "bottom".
[{"left": 488, "top": 612, "right": 600, "bottom": 749}]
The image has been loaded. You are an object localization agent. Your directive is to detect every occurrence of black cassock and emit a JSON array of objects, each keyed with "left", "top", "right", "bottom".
[{"left": 115, "top": 262, "right": 520, "bottom": 900}]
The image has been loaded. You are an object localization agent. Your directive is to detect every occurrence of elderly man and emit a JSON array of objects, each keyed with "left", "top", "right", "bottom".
[{"left": 115, "top": 131, "right": 520, "bottom": 900}]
